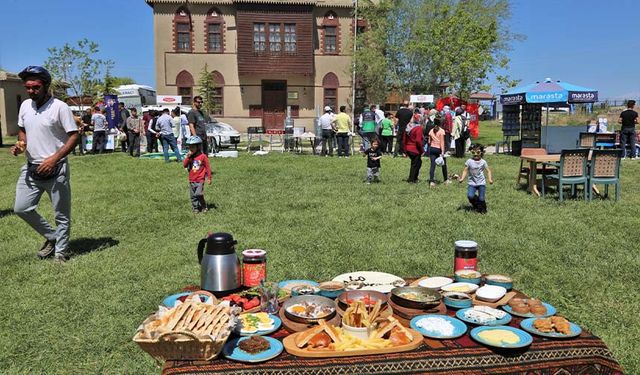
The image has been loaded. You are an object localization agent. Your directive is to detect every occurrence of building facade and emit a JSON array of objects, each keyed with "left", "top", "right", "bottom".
[
  {"left": 0, "top": 71, "right": 28, "bottom": 144},
  {"left": 146, "top": 0, "right": 358, "bottom": 132}
]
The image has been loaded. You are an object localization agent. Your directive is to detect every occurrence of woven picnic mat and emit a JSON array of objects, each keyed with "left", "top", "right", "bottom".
[{"left": 163, "top": 282, "right": 622, "bottom": 374}]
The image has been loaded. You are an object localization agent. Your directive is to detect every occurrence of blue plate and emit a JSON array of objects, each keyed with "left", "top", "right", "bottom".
[
  {"left": 239, "top": 314, "right": 282, "bottom": 336},
  {"left": 223, "top": 336, "right": 283, "bottom": 363},
  {"left": 278, "top": 280, "right": 319, "bottom": 293},
  {"left": 162, "top": 292, "right": 191, "bottom": 308},
  {"left": 502, "top": 302, "right": 556, "bottom": 318},
  {"left": 410, "top": 314, "right": 467, "bottom": 339},
  {"left": 520, "top": 318, "right": 582, "bottom": 338},
  {"left": 470, "top": 326, "right": 533, "bottom": 349},
  {"left": 456, "top": 308, "right": 512, "bottom": 326}
]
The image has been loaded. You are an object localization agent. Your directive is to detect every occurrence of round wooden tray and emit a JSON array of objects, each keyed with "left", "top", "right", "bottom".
[
  {"left": 387, "top": 298, "right": 446, "bottom": 320},
  {"left": 278, "top": 307, "right": 342, "bottom": 332}
]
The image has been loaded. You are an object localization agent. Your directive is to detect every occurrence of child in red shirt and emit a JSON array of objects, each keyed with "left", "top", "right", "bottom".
[{"left": 182, "top": 136, "right": 212, "bottom": 212}]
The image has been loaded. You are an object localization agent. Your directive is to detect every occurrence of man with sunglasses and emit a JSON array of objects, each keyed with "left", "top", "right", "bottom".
[
  {"left": 10, "top": 66, "right": 78, "bottom": 263},
  {"left": 187, "top": 96, "right": 211, "bottom": 155}
]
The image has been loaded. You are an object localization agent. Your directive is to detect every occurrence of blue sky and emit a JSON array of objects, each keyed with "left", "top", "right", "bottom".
[{"left": 0, "top": 0, "right": 637, "bottom": 99}]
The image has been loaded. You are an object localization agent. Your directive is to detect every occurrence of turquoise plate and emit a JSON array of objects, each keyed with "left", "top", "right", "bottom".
[
  {"left": 502, "top": 302, "right": 557, "bottom": 318},
  {"left": 162, "top": 292, "right": 191, "bottom": 307},
  {"left": 470, "top": 326, "right": 533, "bottom": 349},
  {"left": 410, "top": 314, "right": 467, "bottom": 339},
  {"left": 456, "top": 308, "right": 512, "bottom": 326},
  {"left": 278, "top": 280, "right": 320, "bottom": 293},
  {"left": 520, "top": 318, "right": 582, "bottom": 339},
  {"left": 223, "top": 336, "right": 283, "bottom": 363},
  {"left": 239, "top": 314, "right": 282, "bottom": 336}
]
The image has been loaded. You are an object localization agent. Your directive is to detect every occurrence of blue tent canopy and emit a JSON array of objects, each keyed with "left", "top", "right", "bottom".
[{"left": 501, "top": 78, "right": 598, "bottom": 105}]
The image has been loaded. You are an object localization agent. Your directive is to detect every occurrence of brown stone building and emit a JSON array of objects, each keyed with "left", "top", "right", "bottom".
[
  {"left": 145, "top": 0, "right": 360, "bottom": 132},
  {"left": 0, "top": 71, "right": 28, "bottom": 144}
]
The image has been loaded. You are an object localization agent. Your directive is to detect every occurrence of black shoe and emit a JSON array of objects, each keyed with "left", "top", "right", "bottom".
[{"left": 37, "top": 240, "right": 56, "bottom": 259}]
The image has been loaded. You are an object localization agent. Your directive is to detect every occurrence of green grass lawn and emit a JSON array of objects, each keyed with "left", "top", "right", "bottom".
[{"left": 0, "top": 148, "right": 639, "bottom": 374}]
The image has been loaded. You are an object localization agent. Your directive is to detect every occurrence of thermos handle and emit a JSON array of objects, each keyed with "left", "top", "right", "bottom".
[{"left": 197, "top": 238, "right": 207, "bottom": 264}]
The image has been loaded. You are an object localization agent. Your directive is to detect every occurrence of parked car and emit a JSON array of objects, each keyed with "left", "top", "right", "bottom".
[{"left": 206, "top": 121, "right": 241, "bottom": 152}]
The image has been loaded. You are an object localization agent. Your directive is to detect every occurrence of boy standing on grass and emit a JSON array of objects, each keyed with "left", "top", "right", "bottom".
[
  {"left": 458, "top": 144, "right": 493, "bottom": 213},
  {"left": 182, "top": 136, "right": 212, "bottom": 213},
  {"left": 363, "top": 138, "right": 382, "bottom": 184}
]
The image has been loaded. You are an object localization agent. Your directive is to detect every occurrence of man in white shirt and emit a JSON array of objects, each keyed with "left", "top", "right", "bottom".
[
  {"left": 319, "top": 106, "right": 335, "bottom": 156},
  {"left": 375, "top": 105, "right": 385, "bottom": 133},
  {"left": 11, "top": 66, "right": 79, "bottom": 262}
]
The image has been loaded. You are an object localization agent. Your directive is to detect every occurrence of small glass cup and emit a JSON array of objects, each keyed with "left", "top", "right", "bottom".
[{"left": 260, "top": 282, "right": 279, "bottom": 314}]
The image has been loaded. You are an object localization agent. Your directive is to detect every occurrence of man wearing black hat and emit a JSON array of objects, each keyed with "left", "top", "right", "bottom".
[{"left": 10, "top": 66, "right": 79, "bottom": 263}]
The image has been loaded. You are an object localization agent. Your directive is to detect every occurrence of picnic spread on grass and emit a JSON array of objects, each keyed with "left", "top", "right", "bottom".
[{"left": 133, "top": 234, "right": 622, "bottom": 374}]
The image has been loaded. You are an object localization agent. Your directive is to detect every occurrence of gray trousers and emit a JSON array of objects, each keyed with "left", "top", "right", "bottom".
[
  {"left": 367, "top": 167, "right": 380, "bottom": 182},
  {"left": 14, "top": 162, "right": 71, "bottom": 256},
  {"left": 190, "top": 181, "right": 206, "bottom": 211}
]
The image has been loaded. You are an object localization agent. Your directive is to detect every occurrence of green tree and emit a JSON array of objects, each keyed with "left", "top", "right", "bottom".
[
  {"left": 197, "top": 63, "right": 220, "bottom": 115},
  {"left": 354, "top": 0, "right": 523, "bottom": 101},
  {"left": 44, "top": 38, "right": 113, "bottom": 105}
]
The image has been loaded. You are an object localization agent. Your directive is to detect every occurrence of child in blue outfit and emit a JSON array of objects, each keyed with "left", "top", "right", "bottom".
[{"left": 458, "top": 144, "right": 493, "bottom": 213}]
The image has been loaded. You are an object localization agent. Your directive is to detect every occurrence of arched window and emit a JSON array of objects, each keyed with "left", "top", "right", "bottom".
[
  {"left": 174, "top": 7, "right": 192, "bottom": 52},
  {"left": 210, "top": 71, "right": 225, "bottom": 116},
  {"left": 205, "top": 8, "right": 224, "bottom": 53},
  {"left": 322, "top": 72, "right": 339, "bottom": 111},
  {"left": 322, "top": 11, "right": 339, "bottom": 54},
  {"left": 176, "top": 70, "right": 194, "bottom": 105}
]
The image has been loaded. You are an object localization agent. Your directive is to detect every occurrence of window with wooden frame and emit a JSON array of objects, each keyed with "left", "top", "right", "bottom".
[
  {"left": 269, "top": 24, "right": 282, "bottom": 53},
  {"left": 322, "top": 72, "right": 339, "bottom": 111},
  {"left": 284, "top": 24, "right": 297, "bottom": 53},
  {"left": 174, "top": 8, "right": 192, "bottom": 52},
  {"left": 210, "top": 71, "right": 225, "bottom": 116},
  {"left": 206, "top": 8, "right": 224, "bottom": 53},
  {"left": 253, "top": 23, "right": 266, "bottom": 52},
  {"left": 176, "top": 70, "right": 194, "bottom": 105},
  {"left": 322, "top": 11, "right": 339, "bottom": 54}
]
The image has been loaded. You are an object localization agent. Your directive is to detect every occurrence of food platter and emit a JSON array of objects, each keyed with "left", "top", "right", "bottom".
[
  {"left": 441, "top": 282, "right": 479, "bottom": 294},
  {"left": 456, "top": 307, "right": 512, "bottom": 326},
  {"left": 278, "top": 280, "right": 320, "bottom": 294},
  {"left": 332, "top": 272, "right": 406, "bottom": 293},
  {"left": 282, "top": 295, "right": 337, "bottom": 324},
  {"left": 520, "top": 317, "right": 582, "bottom": 339},
  {"left": 238, "top": 313, "right": 282, "bottom": 336},
  {"left": 282, "top": 328, "right": 423, "bottom": 358},
  {"left": 417, "top": 276, "right": 453, "bottom": 290},
  {"left": 502, "top": 302, "right": 556, "bottom": 318},
  {"left": 470, "top": 326, "right": 533, "bottom": 349},
  {"left": 410, "top": 315, "right": 467, "bottom": 339},
  {"left": 223, "top": 336, "right": 284, "bottom": 363}
]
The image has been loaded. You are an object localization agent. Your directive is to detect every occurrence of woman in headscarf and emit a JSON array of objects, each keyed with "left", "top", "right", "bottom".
[
  {"left": 453, "top": 107, "right": 466, "bottom": 157},
  {"left": 403, "top": 114, "right": 424, "bottom": 183}
]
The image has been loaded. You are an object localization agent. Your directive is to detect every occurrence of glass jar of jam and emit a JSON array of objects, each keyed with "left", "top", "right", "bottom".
[
  {"left": 242, "top": 249, "right": 267, "bottom": 287},
  {"left": 454, "top": 240, "right": 478, "bottom": 272}
]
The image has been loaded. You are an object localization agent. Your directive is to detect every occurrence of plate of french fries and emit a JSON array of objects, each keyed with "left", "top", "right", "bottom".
[{"left": 282, "top": 318, "right": 423, "bottom": 358}]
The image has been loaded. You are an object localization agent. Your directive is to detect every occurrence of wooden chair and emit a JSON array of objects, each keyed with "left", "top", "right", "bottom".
[
  {"left": 588, "top": 149, "right": 622, "bottom": 201},
  {"left": 577, "top": 132, "right": 596, "bottom": 149},
  {"left": 541, "top": 149, "right": 589, "bottom": 201},
  {"left": 516, "top": 148, "right": 549, "bottom": 186}
]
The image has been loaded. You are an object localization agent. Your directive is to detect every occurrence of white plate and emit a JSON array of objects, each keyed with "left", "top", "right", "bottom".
[
  {"left": 418, "top": 277, "right": 453, "bottom": 289},
  {"left": 476, "top": 285, "right": 507, "bottom": 302},
  {"left": 441, "top": 282, "right": 479, "bottom": 294},
  {"left": 332, "top": 271, "right": 405, "bottom": 293}
]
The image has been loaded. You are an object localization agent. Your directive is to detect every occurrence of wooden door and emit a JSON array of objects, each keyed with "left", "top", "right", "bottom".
[{"left": 262, "top": 81, "right": 287, "bottom": 130}]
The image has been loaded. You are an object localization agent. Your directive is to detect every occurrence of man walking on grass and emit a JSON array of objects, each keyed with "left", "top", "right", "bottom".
[
  {"left": 11, "top": 66, "right": 78, "bottom": 263},
  {"left": 126, "top": 108, "right": 142, "bottom": 157},
  {"left": 156, "top": 108, "right": 183, "bottom": 163}
]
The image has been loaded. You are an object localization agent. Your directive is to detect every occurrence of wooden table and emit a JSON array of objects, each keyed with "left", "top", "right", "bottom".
[{"left": 519, "top": 154, "right": 561, "bottom": 197}]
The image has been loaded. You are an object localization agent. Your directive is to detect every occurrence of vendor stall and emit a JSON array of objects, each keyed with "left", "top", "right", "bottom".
[{"left": 500, "top": 79, "right": 598, "bottom": 149}]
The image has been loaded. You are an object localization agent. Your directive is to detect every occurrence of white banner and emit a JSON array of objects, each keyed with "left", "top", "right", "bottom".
[
  {"left": 157, "top": 95, "right": 182, "bottom": 105},
  {"left": 410, "top": 94, "right": 434, "bottom": 103}
]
